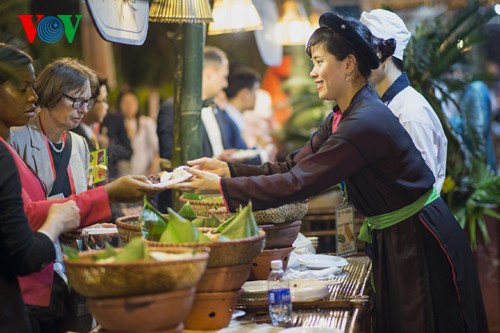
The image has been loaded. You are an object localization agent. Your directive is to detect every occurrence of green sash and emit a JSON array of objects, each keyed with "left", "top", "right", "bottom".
[{"left": 358, "top": 188, "right": 439, "bottom": 243}]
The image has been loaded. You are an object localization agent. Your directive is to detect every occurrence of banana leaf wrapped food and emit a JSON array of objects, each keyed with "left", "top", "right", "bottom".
[{"left": 138, "top": 197, "right": 168, "bottom": 241}]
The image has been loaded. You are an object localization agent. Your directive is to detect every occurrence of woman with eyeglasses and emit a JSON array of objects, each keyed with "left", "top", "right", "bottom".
[
  {"left": 7, "top": 56, "right": 164, "bottom": 332},
  {"left": 10, "top": 57, "right": 97, "bottom": 199},
  {"left": 71, "top": 75, "right": 109, "bottom": 152}
]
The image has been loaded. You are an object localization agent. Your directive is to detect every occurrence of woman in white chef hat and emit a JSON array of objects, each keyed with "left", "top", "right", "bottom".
[{"left": 361, "top": 9, "right": 448, "bottom": 194}]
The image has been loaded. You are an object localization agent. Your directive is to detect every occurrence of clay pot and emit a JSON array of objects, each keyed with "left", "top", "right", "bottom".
[
  {"left": 250, "top": 246, "right": 294, "bottom": 280},
  {"left": 87, "top": 287, "right": 195, "bottom": 332},
  {"left": 196, "top": 263, "right": 251, "bottom": 292},
  {"left": 184, "top": 289, "right": 243, "bottom": 330},
  {"left": 260, "top": 220, "right": 302, "bottom": 249}
]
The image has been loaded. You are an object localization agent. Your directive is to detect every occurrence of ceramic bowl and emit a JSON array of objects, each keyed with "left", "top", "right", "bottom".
[
  {"left": 250, "top": 246, "right": 294, "bottom": 280},
  {"left": 184, "top": 289, "right": 243, "bottom": 330},
  {"left": 88, "top": 287, "right": 194, "bottom": 332},
  {"left": 260, "top": 220, "right": 302, "bottom": 249},
  {"left": 196, "top": 262, "right": 252, "bottom": 292}
]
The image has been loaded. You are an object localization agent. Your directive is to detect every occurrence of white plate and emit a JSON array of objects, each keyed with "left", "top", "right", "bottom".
[
  {"left": 290, "top": 280, "right": 331, "bottom": 302},
  {"left": 242, "top": 280, "right": 338, "bottom": 302},
  {"left": 82, "top": 226, "right": 118, "bottom": 235},
  {"left": 242, "top": 280, "right": 268, "bottom": 294},
  {"left": 278, "top": 328, "right": 344, "bottom": 333},
  {"left": 151, "top": 172, "right": 192, "bottom": 188},
  {"left": 231, "top": 150, "right": 259, "bottom": 160},
  {"left": 231, "top": 309, "right": 246, "bottom": 319},
  {"left": 297, "top": 255, "right": 348, "bottom": 270}
]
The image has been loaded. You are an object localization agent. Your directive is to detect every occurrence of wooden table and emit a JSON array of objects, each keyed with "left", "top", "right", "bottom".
[
  {"left": 221, "top": 255, "right": 373, "bottom": 333},
  {"left": 91, "top": 255, "right": 372, "bottom": 333}
]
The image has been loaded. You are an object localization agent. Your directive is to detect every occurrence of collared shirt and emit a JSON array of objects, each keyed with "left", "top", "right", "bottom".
[
  {"left": 201, "top": 106, "right": 224, "bottom": 157},
  {"left": 381, "top": 73, "right": 447, "bottom": 192}
]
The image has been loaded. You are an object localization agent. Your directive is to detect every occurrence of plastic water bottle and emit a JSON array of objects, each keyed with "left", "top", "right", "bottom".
[{"left": 267, "top": 259, "right": 293, "bottom": 327}]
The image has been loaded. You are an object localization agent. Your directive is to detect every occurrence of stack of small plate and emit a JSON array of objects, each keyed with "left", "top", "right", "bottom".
[{"left": 241, "top": 280, "right": 338, "bottom": 302}]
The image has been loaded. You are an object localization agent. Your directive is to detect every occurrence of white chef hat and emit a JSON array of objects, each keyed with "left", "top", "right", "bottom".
[{"left": 360, "top": 9, "right": 411, "bottom": 61}]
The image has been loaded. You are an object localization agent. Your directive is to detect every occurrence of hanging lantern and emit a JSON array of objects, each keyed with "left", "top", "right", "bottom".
[
  {"left": 276, "top": 0, "right": 313, "bottom": 45},
  {"left": 208, "top": 0, "right": 263, "bottom": 35},
  {"left": 149, "top": 0, "right": 213, "bottom": 23}
]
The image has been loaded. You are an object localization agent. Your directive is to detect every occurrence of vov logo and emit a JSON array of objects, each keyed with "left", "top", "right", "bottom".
[{"left": 18, "top": 15, "right": 82, "bottom": 44}]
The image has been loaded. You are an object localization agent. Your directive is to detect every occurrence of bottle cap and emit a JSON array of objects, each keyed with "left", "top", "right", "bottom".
[{"left": 271, "top": 259, "right": 283, "bottom": 270}]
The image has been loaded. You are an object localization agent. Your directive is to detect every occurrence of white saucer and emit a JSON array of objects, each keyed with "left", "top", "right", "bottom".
[
  {"left": 82, "top": 226, "right": 118, "bottom": 235},
  {"left": 151, "top": 173, "right": 192, "bottom": 188},
  {"left": 297, "top": 255, "right": 348, "bottom": 270}
]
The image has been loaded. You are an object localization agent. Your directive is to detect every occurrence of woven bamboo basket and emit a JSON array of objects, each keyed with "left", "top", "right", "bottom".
[
  {"left": 115, "top": 214, "right": 142, "bottom": 244},
  {"left": 179, "top": 195, "right": 225, "bottom": 217},
  {"left": 208, "top": 202, "right": 309, "bottom": 225},
  {"left": 64, "top": 246, "right": 209, "bottom": 298},
  {"left": 145, "top": 228, "right": 266, "bottom": 268}
]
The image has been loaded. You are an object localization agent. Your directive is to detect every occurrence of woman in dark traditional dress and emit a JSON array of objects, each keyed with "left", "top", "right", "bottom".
[{"left": 172, "top": 12, "right": 488, "bottom": 333}]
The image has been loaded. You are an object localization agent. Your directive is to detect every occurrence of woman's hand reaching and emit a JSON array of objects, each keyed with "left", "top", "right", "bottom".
[
  {"left": 187, "top": 157, "right": 230, "bottom": 178},
  {"left": 169, "top": 168, "right": 222, "bottom": 194},
  {"left": 104, "top": 175, "right": 165, "bottom": 203}
]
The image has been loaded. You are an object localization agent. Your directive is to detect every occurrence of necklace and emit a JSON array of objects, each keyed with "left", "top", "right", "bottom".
[{"left": 48, "top": 138, "right": 65, "bottom": 153}]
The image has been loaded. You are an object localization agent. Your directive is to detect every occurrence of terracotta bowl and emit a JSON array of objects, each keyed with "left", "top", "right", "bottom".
[
  {"left": 88, "top": 287, "right": 195, "bottom": 332},
  {"left": 196, "top": 262, "right": 252, "bottom": 292},
  {"left": 64, "top": 247, "right": 209, "bottom": 298},
  {"left": 184, "top": 289, "right": 243, "bottom": 330},
  {"left": 260, "top": 220, "right": 302, "bottom": 249},
  {"left": 145, "top": 228, "right": 266, "bottom": 268},
  {"left": 250, "top": 246, "right": 294, "bottom": 280},
  {"left": 115, "top": 214, "right": 142, "bottom": 244}
]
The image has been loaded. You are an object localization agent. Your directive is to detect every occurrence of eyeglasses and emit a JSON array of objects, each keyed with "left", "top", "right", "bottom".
[{"left": 62, "top": 93, "right": 96, "bottom": 109}]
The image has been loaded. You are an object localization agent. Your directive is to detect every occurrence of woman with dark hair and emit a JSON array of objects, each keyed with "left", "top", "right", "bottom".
[
  {"left": 116, "top": 89, "right": 159, "bottom": 177},
  {"left": 172, "top": 13, "right": 488, "bottom": 333},
  {"left": 0, "top": 43, "right": 166, "bottom": 332},
  {"left": 0, "top": 45, "right": 81, "bottom": 332}
]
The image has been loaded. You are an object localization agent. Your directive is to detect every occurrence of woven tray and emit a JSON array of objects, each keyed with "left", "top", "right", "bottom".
[
  {"left": 144, "top": 228, "right": 266, "bottom": 268},
  {"left": 115, "top": 215, "right": 142, "bottom": 244},
  {"left": 209, "top": 202, "right": 309, "bottom": 225},
  {"left": 179, "top": 195, "right": 225, "bottom": 217}
]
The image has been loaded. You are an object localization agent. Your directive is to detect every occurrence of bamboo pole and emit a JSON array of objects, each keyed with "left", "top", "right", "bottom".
[{"left": 171, "top": 23, "right": 205, "bottom": 208}]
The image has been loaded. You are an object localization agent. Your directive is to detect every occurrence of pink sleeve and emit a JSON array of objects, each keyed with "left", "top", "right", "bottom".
[
  {"left": 219, "top": 179, "right": 229, "bottom": 211},
  {"left": 24, "top": 187, "right": 112, "bottom": 231}
]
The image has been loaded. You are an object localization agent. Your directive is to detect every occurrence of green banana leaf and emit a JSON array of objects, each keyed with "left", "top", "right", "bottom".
[
  {"left": 139, "top": 196, "right": 168, "bottom": 241},
  {"left": 114, "top": 238, "right": 150, "bottom": 263},
  {"left": 192, "top": 215, "right": 221, "bottom": 228},
  {"left": 178, "top": 202, "right": 197, "bottom": 221},
  {"left": 216, "top": 202, "right": 259, "bottom": 240},
  {"left": 160, "top": 208, "right": 199, "bottom": 243},
  {"left": 183, "top": 192, "right": 205, "bottom": 201},
  {"left": 92, "top": 243, "right": 117, "bottom": 261},
  {"left": 62, "top": 245, "right": 80, "bottom": 261}
]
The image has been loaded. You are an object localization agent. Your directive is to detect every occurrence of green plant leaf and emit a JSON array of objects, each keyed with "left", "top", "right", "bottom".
[
  {"left": 160, "top": 208, "right": 199, "bottom": 243},
  {"left": 62, "top": 244, "right": 80, "bottom": 261},
  {"left": 139, "top": 196, "right": 168, "bottom": 241},
  {"left": 114, "top": 238, "right": 150, "bottom": 263},
  {"left": 92, "top": 243, "right": 117, "bottom": 261},
  {"left": 178, "top": 202, "right": 197, "bottom": 221}
]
